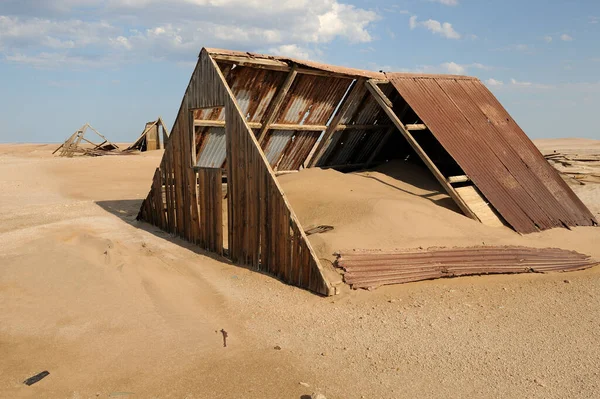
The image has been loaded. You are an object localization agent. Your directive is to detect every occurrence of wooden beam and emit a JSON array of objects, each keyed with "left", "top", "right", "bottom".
[
  {"left": 366, "top": 101, "right": 411, "bottom": 167},
  {"left": 194, "top": 119, "right": 389, "bottom": 132},
  {"left": 366, "top": 80, "right": 394, "bottom": 108},
  {"left": 258, "top": 66, "right": 298, "bottom": 144},
  {"left": 306, "top": 79, "right": 368, "bottom": 167},
  {"left": 406, "top": 124, "right": 427, "bottom": 131},
  {"left": 211, "top": 54, "right": 352, "bottom": 78},
  {"left": 448, "top": 175, "right": 471, "bottom": 184},
  {"left": 365, "top": 79, "right": 480, "bottom": 222}
]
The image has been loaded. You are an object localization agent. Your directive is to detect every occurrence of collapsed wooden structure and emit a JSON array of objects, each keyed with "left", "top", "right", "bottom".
[
  {"left": 54, "top": 123, "right": 119, "bottom": 157},
  {"left": 137, "top": 48, "right": 597, "bottom": 295},
  {"left": 125, "top": 118, "right": 170, "bottom": 152}
]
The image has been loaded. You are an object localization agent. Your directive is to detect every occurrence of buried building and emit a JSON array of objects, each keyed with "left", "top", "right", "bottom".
[
  {"left": 137, "top": 48, "right": 597, "bottom": 295},
  {"left": 125, "top": 118, "right": 170, "bottom": 152}
]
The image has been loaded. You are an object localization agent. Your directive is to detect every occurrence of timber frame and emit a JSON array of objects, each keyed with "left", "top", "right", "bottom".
[{"left": 137, "top": 48, "right": 596, "bottom": 295}]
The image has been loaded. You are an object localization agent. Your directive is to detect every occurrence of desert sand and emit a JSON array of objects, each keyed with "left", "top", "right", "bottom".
[{"left": 1, "top": 141, "right": 599, "bottom": 398}]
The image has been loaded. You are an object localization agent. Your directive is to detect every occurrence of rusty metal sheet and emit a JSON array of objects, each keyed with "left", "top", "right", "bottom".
[
  {"left": 277, "top": 131, "right": 321, "bottom": 170},
  {"left": 196, "top": 127, "right": 226, "bottom": 168},
  {"left": 337, "top": 247, "right": 598, "bottom": 289},
  {"left": 275, "top": 74, "right": 353, "bottom": 125},
  {"left": 457, "top": 79, "right": 597, "bottom": 224},
  {"left": 227, "top": 66, "right": 288, "bottom": 123},
  {"left": 386, "top": 74, "right": 598, "bottom": 233},
  {"left": 263, "top": 130, "right": 293, "bottom": 166}
]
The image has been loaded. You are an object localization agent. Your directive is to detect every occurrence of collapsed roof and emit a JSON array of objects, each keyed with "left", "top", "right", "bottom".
[{"left": 53, "top": 123, "right": 119, "bottom": 157}]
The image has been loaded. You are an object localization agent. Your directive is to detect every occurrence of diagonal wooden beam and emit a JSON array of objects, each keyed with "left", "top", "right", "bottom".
[
  {"left": 365, "top": 79, "right": 479, "bottom": 221},
  {"left": 257, "top": 66, "right": 298, "bottom": 144},
  {"left": 306, "top": 78, "right": 367, "bottom": 167},
  {"left": 366, "top": 101, "right": 410, "bottom": 166}
]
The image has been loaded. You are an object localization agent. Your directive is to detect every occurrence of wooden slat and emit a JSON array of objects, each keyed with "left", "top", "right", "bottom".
[
  {"left": 194, "top": 119, "right": 388, "bottom": 132},
  {"left": 448, "top": 175, "right": 471, "bottom": 184},
  {"left": 257, "top": 66, "right": 298, "bottom": 144},
  {"left": 406, "top": 124, "right": 427, "bottom": 131},
  {"left": 307, "top": 79, "right": 367, "bottom": 167}
]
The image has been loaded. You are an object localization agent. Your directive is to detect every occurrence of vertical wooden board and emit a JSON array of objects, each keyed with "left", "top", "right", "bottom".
[
  {"left": 189, "top": 167, "right": 201, "bottom": 244},
  {"left": 278, "top": 199, "right": 289, "bottom": 280},
  {"left": 269, "top": 182, "right": 278, "bottom": 276},
  {"left": 181, "top": 113, "right": 192, "bottom": 242},
  {"left": 259, "top": 168, "right": 269, "bottom": 271},
  {"left": 197, "top": 171, "right": 205, "bottom": 248},
  {"left": 162, "top": 158, "right": 172, "bottom": 232},
  {"left": 225, "top": 118, "right": 235, "bottom": 261},
  {"left": 173, "top": 122, "right": 185, "bottom": 238},
  {"left": 214, "top": 169, "right": 223, "bottom": 255},
  {"left": 151, "top": 170, "right": 161, "bottom": 228},
  {"left": 209, "top": 170, "right": 216, "bottom": 252},
  {"left": 248, "top": 139, "right": 260, "bottom": 268},
  {"left": 291, "top": 224, "right": 302, "bottom": 285},
  {"left": 167, "top": 152, "right": 176, "bottom": 234}
]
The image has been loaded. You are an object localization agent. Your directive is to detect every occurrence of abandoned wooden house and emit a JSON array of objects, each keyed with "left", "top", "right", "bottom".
[
  {"left": 125, "top": 118, "right": 170, "bottom": 152},
  {"left": 137, "top": 48, "right": 597, "bottom": 295}
]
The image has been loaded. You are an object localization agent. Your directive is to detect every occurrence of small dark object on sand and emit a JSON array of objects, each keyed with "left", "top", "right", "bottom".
[
  {"left": 220, "top": 329, "right": 228, "bottom": 347},
  {"left": 24, "top": 371, "right": 49, "bottom": 386}
]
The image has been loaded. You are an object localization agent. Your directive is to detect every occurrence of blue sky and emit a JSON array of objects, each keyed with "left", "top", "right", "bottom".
[{"left": 0, "top": 0, "right": 598, "bottom": 143}]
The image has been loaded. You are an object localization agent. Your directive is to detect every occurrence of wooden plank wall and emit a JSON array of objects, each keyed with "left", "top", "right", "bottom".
[
  {"left": 197, "top": 168, "right": 223, "bottom": 255},
  {"left": 137, "top": 48, "right": 334, "bottom": 296},
  {"left": 138, "top": 48, "right": 226, "bottom": 245},
  {"left": 222, "top": 69, "right": 333, "bottom": 296}
]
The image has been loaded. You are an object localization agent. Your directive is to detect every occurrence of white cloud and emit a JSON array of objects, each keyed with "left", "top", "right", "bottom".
[
  {"left": 409, "top": 15, "right": 418, "bottom": 30},
  {"left": 267, "top": 44, "right": 311, "bottom": 60},
  {"left": 485, "top": 78, "right": 504, "bottom": 86},
  {"left": 441, "top": 61, "right": 465, "bottom": 74},
  {"left": 544, "top": 35, "right": 553, "bottom": 43},
  {"left": 406, "top": 61, "right": 490, "bottom": 75},
  {"left": 589, "top": 16, "right": 598, "bottom": 24},
  {"left": 0, "top": 0, "right": 379, "bottom": 68},
  {"left": 560, "top": 34, "right": 573, "bottom": 41},
  {"left": 510, "top": 78, "right": 554, "bottom": 90},
  {"left": 409, "top": 16, "right": 461, "bottom": 39},
  {"left": 430, "top": 0, "right": 458, "bottom": 5}
]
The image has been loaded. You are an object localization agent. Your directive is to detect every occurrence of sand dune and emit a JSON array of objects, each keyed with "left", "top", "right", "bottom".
[{"left": 1, "top": 142, "right": 599, "bottom": 398}]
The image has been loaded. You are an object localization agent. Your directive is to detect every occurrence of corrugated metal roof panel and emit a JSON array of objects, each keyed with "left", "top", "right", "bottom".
[
  {"left": 196, "top": 127, "right": 226, "bottom": 168},
  {"left": 337, "top": 247, "right": 597, "bottom": 289},
  {"left": 263, "top": 130, "right": 293, "bottom": 166},
  {"left": 227, "top": 66, "right": 287, "bottom": 123},
  {"left": 386, "top": 73, "right": 597, "bottom": 233},
  {"left": 277, "top": 131, "right": 321, "bottom": 170},
  {"left": 275, "top": 74, "right": 352, "bottom": 125}
]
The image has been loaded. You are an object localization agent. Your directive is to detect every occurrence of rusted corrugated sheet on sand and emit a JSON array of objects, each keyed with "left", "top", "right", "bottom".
[
  {"left": 386, "top": 74, "right": 597, "bottom": 233},
  {"left": 337, "top": 247, "right": 597, "bottom": 289}
]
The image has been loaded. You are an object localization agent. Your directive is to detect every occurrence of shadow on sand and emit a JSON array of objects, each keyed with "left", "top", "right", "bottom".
[
  {"left": 94, "top": 199, "right": 231, "bottom": 265},
  {"left": 351, "top": 160, "right": 463, "bottom": 215}
]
